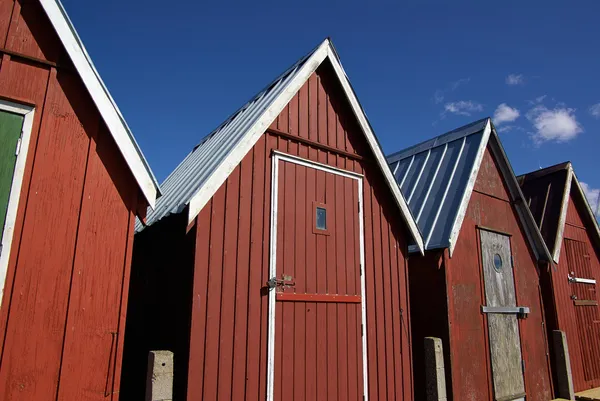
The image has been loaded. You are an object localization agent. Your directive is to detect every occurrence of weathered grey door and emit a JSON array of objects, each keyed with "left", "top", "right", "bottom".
[{"left": 480, "top": 230, "right": 526, "bottom": 401}]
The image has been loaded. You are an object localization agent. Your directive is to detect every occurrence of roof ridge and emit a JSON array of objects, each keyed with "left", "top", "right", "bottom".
[{"left": 387, "top": 117, "right": 490, "bottom": 163}]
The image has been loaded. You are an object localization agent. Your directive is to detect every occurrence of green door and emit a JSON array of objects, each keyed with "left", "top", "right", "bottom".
[{"left": 0, "top": 110, "right": 24, "bottom": 246}]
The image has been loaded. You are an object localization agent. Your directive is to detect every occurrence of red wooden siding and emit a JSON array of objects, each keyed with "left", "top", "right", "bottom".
[
  {"left": 273, "top": 160, "right": 363, "bottom": 401},
  {"left": 444, "top": 147, "right": 553, "bottom": 401},
  {"left": 0, "top": 1, "right": 143, "bottom": 400},
  {"left": 550, "top": 190, "right": 600, "bottom": 392},
  {"left": 187, "top": 62, "right": 413, "bottom": 401}
]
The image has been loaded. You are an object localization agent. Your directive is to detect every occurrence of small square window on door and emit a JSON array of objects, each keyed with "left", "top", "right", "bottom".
[{"left": 312, "top": 201, "right": 330, "bottom": 235}]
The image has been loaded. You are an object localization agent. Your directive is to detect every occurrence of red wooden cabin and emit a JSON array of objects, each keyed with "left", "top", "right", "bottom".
[
  {"left": 519, "top": 162, "right": 600, "bottom": 393},
  {"left": 0, "top": 1, "right": 160, "bottom": 400},
  {"left": 387, "top": 118, "right": 555, "bottom": 401},
  {"left": 122, "top": 39, "right": 424, "bottom": 401}
]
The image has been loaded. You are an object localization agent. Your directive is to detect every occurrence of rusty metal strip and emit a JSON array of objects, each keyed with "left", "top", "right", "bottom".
[
  {"left": 276, "top": 293, "right": 361, "bottom": 303},
  {"left": 574, "top": 300, "right": 598, "bottom": 307}
]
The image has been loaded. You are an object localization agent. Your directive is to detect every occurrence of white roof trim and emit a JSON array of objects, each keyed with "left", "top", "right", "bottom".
[
  {"left": 325, "top": 46, "right": 423, "bottom": 253},
  {"left": 39, "top": 0, "right": 159, "bottom": 208},
  {"left": 443, "top": 119, "right": 551, "bottom": 262},
  {"left": 552, "top": 164, "right": 573, "bottom": 263},
  {"left": 185, "top": 39, "right": 424, "bottom": 253},
  {"left": 447, "top": 119, "right": 491, "bottom": 255},
  {"left": 552, "top": 168, "right": 600, "bottom": 264}
]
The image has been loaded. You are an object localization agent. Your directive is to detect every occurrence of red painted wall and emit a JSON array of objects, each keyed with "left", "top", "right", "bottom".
[
  {"left": 0, "top": 1, "right": 144, "bottom": 400},
  {"left": 186, "top": 62, "right": 414, "bottom": 401},
  {"left": 411, "top": 147, "right": 553, "bottom": 401},
  {"left": 550, "top": 191, "right": 600, "bottom": 392}
]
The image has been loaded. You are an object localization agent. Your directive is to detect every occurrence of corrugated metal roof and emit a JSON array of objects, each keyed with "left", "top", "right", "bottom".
[
  {"left": 519, "top": 162, "right": 600, "bottom": 263},
  {"left": 137, "top": 43, "right": 319, "bottom": 231},
  {"left": 137, "top": 38, "right": 425, "bottom": 251},
  {"left": 387, "top": 118, "right": 489, "bottom": 250}
]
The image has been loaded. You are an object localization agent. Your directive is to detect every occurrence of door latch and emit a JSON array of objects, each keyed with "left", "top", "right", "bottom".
[{"left": 267, "top": 274, "right": 295, "bottom": 289}]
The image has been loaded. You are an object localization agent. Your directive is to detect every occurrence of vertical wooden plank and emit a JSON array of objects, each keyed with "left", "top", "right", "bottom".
[
  {"left": 56, "top": 125, "right": 133, "bottom": 401},
  {"left": 0, "top": 67, "right": 91, "bottom": 401},
  {"left": 335, "top": 173, "right": 349, "bottom": 401},
  {"left": 202, "top": 185, "right": 226, "bottom": 400},
  {"left": 289, "top": 91, "right": 299, "bottom": 137},
  {"left": 278, "top": 104, "right": 289, "bottom": 134},
  {"left": 293, "top": 156, "right": 306, "bottom": 401},
  {"left": 0, "top": 0, "right": 14, "bottom": 47},
  {"left": 0, "top": 59, "right": 50, "bottom": 352},
  {"left": 231, "top": 152, "right": 253, "bottom": 400},
  {"left": 317, "top": 74, "right": 328, "bottom": 146},
  {"left": 361, "top": 165, "right": 378, "bottom": 401},
  {"left": 187, "top": 201, "right": 212, "bottom": 401},
  {"left": 245, "top": 135, "right": 266, "bottom": 401},
  {"left": 298, "top": 78, "right": 309, "bottom": 140},
  {"left": 380, "top": 217, "right": 396, "bottom": 401},
  {"left": 217, "top": 166, "right": 241, "bottom": 400},
  {"left": 308, "top": 74, "right": 318, "bottom": 143}
]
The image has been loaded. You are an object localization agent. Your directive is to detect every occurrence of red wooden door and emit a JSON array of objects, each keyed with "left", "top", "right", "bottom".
[
  {"left": 565, "top": 239, "right": 600, "bottom": 381},
  {"left": 267, "top": 152, "right": 366, "bottom": 401}
]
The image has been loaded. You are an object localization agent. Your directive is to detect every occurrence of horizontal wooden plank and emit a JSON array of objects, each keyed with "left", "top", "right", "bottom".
[
  {"left": 573, "top": 300, "right": 598, "bottom": 307},
  {"left": 267, "top": 128, "right": 367, "bottom": 162},
  {"left": 0, "top": 47, "right": 58, "bottom": 68},
  {"left": 276, "top": 293, "right": 361, "bottom": 303}
]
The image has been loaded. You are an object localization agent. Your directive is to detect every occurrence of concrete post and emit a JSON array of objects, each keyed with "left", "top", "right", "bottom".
[
  {"left": 146, "top": 350, "right": 174, "bottom": 401},
  {"left": 552, "top": 330, "right": 575, "bottom": 400},
  {"left": 424, "top": 337, "right": 447, "bottom": 401}
]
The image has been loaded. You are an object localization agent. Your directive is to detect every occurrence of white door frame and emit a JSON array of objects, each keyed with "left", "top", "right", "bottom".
[
  {"left": 266, "top": 150, "right": 369, "bottom": 401},
  {"left": 0, "top": 99, "right": 35, "bottom": 306}
]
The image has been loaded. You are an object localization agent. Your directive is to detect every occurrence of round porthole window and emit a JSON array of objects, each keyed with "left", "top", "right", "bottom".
[{"left": 493, "top": 253, "right": 503, "bottom": 272}]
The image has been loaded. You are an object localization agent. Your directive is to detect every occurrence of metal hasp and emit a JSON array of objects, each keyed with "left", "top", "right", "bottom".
[
  {"left": 267, "top": 274, "right": 295, "bottom": 289},
  {"left": 481, "top": 306, "right": 531, "bottom": 319},
  {"left": 568, "top": 274, "right": 596, "bottom": 285}
]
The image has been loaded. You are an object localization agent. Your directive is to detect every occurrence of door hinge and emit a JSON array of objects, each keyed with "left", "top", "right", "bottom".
[{"left": 15, "top": 136, "right": 22, "bottom": 156}]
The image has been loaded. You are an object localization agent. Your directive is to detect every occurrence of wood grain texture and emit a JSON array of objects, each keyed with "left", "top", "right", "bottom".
[
  {"left": 128, "top": 63, "right": 412, "bottom": 401},
  {"left": 421, "top": 146, "right": 553, "bottom": 401},
  {"left": 0, "top": 6, "right": 145, "bottom": 400},
  {"left": 480, "top": 230, "right": 526, "bottom": 401},
  {"left": 539, "top": 186, "right": 600, "bottom": 392}
]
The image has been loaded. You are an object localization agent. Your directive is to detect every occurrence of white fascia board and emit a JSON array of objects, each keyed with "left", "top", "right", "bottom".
[
  {"left": 570, "top": 171, "right": 600, "bottom": 254},
  {"left": 325, "top": 47, "right": 424, "bottom": 253},
  {"left": 39, "top": 0, "right": 158, "bottom": 208},
  {"left": 447, "top": 119, "right": 491, "bottom": 256},
  {"left": 552, "top": 165, "right": 573, "bottom": 264},
  {"left": 186, "top": 40, "right": 330, "bottom": 225},
  {"left": 487, "top": 129, "right": 553, "bottom": 263}
]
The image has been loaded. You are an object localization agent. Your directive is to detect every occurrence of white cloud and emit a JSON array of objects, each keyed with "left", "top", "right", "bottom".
[
  {"left": 581, "top": 182, "right": 600, "bottom": 220},
  {"left": 526, "top": 105, "right": 583, "bottom": 143},
  {"left": 433, "top": 77, "right": 470, "bottom": 104},
  {"left": 506, "top": 74, "right": 524, "bottom": 85},
  {"left": 497, "top": 125, "right": 515, "bottom": 133},
  {"left": 589, "top": 103, "right": 600, "bottom": 118},
  {"left": 450, "top": 77, "right": 471, "bottom": 91},
  {"left": 493, "top": 103, "right": 520, "bottom": 125},
  {"left": 443, "top": 101, "right": 483, "bottom": 116},
  {"left": 535, "top": 95, "right": 547, "bottom": 103}
]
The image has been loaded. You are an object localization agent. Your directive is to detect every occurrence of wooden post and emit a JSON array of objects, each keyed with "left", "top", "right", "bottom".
[
  {"left": 424, "top": 337, "right": 447, "bottom": 401},
  {"left": 146, "top": 350, "right": 174, "bottom": 401},
  {"left": 552, "top": 330, "right": 575, "bottom": 400}
]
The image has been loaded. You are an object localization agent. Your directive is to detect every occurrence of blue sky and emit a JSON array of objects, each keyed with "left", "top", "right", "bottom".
[{"left": 62, "top": 0, "right": 600, "bottom": 216}]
